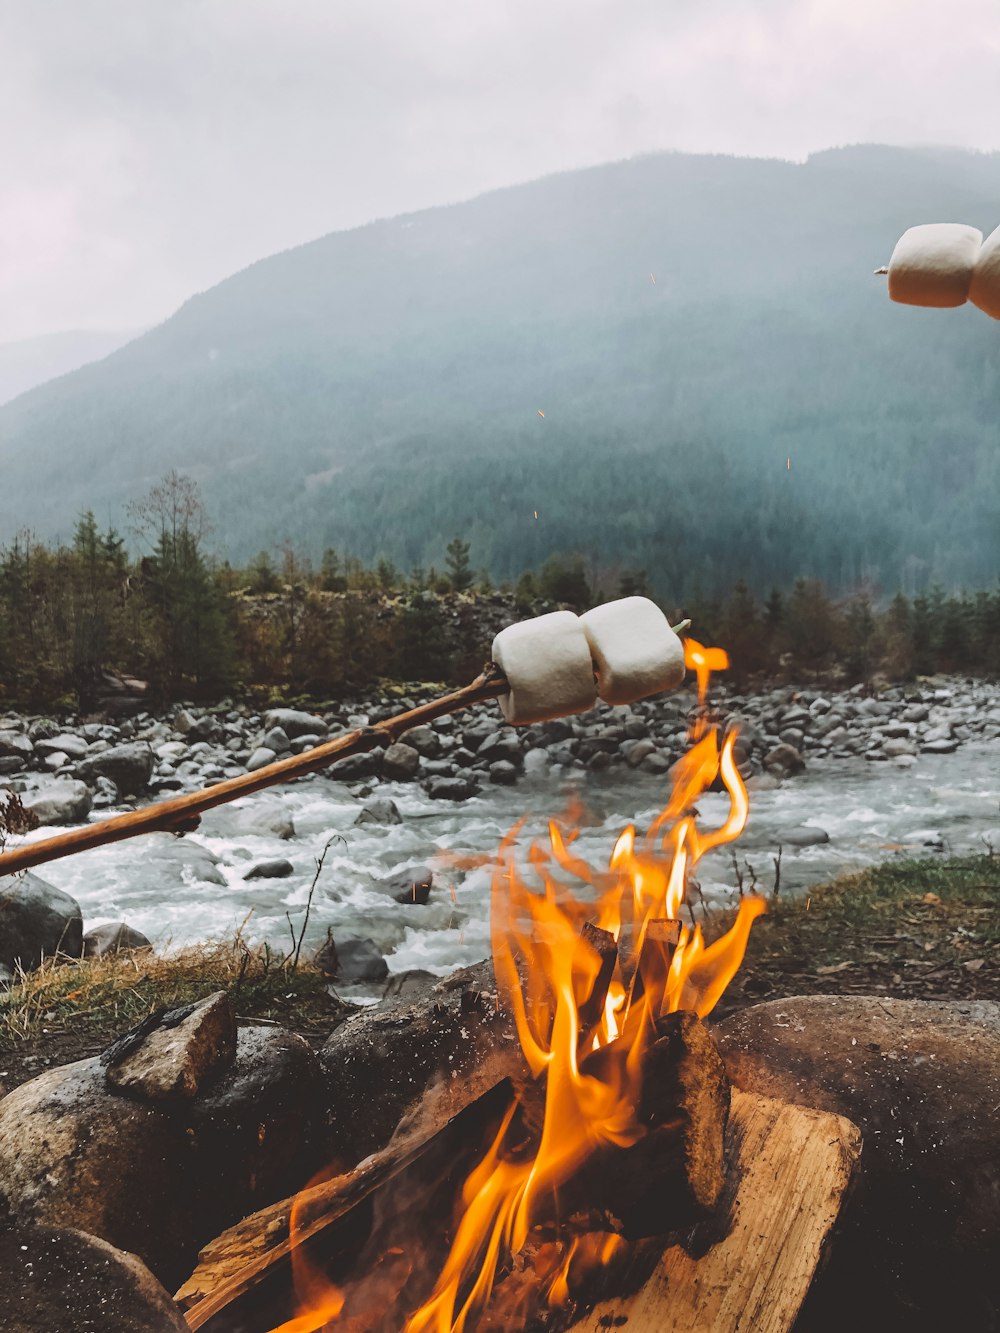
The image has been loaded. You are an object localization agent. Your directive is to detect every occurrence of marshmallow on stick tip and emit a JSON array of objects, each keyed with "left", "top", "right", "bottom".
[
  {"left": 491, "top": 610, "right": 597, "bottom": 725},
  {"left": 887, "top": 223, "right": 982, "bottom": 308},
  {"left": 970, "top": 224, "right": 1000, "bottom": 321},
  {"left": 581, "top": 596, "right": 685, "bottom": 706}
]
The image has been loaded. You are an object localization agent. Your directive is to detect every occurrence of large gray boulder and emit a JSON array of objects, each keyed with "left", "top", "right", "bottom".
[
  {"left": 0, "top": 1225, "right": 189, "bottom": 1331},
  {"left": 77, "top": 743, "right": 155, "bottom": 796},
  {"left": 263, "top": 708, "right": 328, "bottom": 739},
  {"left": 317, "top": 961, "right": 522, "bottom": 1166},
  {"left": 0, "top": 873, "right": 83, "bottom": 972},
  {"left": 715, "top": 996, "right": 1000, "bottom": 1331},
  {"left": 0, "top": 1024, "right": 326, "bottom": 1289},
  {"left": 23, "top": 780, "right": 93, "bottom": 827}
]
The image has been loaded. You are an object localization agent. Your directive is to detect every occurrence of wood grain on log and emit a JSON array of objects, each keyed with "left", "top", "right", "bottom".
[{"left": 570, "top": 1090, "right": 861, "bottom": 1333}]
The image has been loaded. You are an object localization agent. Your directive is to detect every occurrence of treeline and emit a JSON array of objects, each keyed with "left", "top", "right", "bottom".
[{"left": 1, "top": 477, "right": 999, "bottom": 713}]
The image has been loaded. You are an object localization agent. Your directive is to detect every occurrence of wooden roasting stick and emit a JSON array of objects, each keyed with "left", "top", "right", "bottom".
[{"left": 0, "top": 665, "right": 510, "bottom": 880}]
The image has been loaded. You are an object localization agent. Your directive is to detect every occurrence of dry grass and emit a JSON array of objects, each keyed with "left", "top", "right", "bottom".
[{"left": 0, "top": 933, "right": 337, "bottom": 1051}]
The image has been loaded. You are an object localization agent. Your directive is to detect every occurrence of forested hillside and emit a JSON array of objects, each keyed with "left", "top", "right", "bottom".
[{"left": 1, "top": 145, "right": 998, "bottom": 598}]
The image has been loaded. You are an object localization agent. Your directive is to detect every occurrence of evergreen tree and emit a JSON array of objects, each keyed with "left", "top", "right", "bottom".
[{"left": 445, "top": 537, "right": 474, "bottom": 592}]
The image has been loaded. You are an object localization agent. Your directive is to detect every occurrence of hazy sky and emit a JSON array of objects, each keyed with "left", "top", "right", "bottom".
[{"left": 3, "top": 0, "right": 1000, "bottom": 342}]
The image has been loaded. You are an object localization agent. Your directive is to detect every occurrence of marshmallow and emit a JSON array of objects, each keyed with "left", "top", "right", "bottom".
[
  {"left": 887, "top": 223, "right": 982, "bottom": 308},
  {"left": 969, "top": 224, "right": 1000, "bottom": 320},
  {"left": 580, "top": 596, "right": 685, "bottom": 706},
  {"left": 492, "top": 611, "right": 597, "bottom": 725}
]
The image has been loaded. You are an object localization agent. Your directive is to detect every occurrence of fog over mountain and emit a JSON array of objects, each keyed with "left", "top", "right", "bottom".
[
  {"left": 0, "top": 329, "right": 137, "bottom": 407},
  {"left": 1, "top": 145, "right": 998, "bottom": 599}
]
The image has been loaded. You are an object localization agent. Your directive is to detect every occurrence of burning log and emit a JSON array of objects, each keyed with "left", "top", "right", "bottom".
[
  {"left": 177, "top": 1013, "right": 731, "bottom": 1331},
  {"left": 569, "top": 1090, "right": 862, "bottom": 1333}
]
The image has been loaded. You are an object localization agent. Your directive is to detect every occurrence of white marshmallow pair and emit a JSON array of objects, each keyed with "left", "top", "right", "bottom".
[
  {"left": 491, "top": 597, "right": 685, "bottom": 725},
  {"left": 887, "top": 223, "right": 982, "bottom": 309},
  {"left": 886, "top": 222, "right": 1000, "bottom": 318}
]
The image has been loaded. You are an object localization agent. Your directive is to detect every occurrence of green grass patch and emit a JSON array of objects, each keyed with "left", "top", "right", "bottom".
[
  {"left": 0, "top": 936, "right": 338, "bottom": 1052},
  {"left": 717, "top": 852, "right": 1000, "bottom": 1012}
]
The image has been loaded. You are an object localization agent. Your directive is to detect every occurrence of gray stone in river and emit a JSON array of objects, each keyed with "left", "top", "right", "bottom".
[
  {"left": 426, "top": 775, "right": 478, "bottom": 800},
  {"left": 355, "top": 797, "right": 403, "bottom": 826},
  {"left": 245, "top": 744, "right": 277, "bottom": 772},
  {"left": 77, "top": 742, "right": 155, "bottom": 795},
  {"left": 0, "top": 872, "right": 83, "bottom": 972},
  {"left": 328, "top": 936, "right": 389, "bottom": 982},
  {"left": 23, "top": 779, "right": 93, "bottom": 826},
  {"left": 382, "top": 741, "right": 420, "bottom": 780},
  {"left": 83, "top": 922, "right": 152, "bottom": 957},
  {"left": 921, "top": 738, "right": 958, "bottom": 754},
  {"left": 779, "top": 824, "right": 830, "bottom": 847},
  {"left": 764, "top": 742, "right": 805, "bottom": 776},
  {"left": 263, "top": 707, "right": 329, "bottom": 738},
  {"left": 489, "top": 760, "right": 519, "bottom": 785},
  {"left": 398, "top": 724, "right": 440, "bottom": 757},
  {"left": 243, "top": 857, "right": 294, "bottom": 880},
  {"left": 34, "top": 733, "right": 89, "bottom": 760},
  {"left": 260, "top": 725, "right": 290, "bottom": 755}
]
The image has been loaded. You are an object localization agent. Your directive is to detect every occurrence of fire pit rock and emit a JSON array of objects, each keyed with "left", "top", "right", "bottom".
[
  {"left": 317, "top": 960, "right": 525, "bottom": 1166},
  {"left": 0, "top": 872, "right": 83, "bottom": 973},
  {"left": 0, "top": 1021, "right": 326, "bottom": 1290},
  {"left": 716, "top": 995, "right": 1000, "bottom": 1331},
  {"left": 0, "top": 1224, "right": 189, "bottom": 1332}
]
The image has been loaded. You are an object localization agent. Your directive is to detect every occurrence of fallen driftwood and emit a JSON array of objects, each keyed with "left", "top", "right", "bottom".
[{"left": 0, "top": 668, "right": 510, "bottom": 880}]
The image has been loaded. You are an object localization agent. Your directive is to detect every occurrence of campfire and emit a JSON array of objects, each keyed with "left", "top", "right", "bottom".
[{"left": 181, "top": 638, "right": 778, "bottom": 1333}]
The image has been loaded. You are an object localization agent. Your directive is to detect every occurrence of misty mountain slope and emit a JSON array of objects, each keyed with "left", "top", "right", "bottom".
[
  {"left": 0, "top": 145, "right": 998, "bottom": 595},
  {"left": 0, "top": 329, "right": 138, "bottom": 407}
]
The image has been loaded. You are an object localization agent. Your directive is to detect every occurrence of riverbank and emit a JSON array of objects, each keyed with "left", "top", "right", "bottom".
[{"left": 3, "top": 852, "right": 999, "bottom": 1099}]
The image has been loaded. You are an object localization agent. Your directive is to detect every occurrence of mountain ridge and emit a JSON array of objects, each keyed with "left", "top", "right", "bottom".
[{"left": 1, "top": 144, "right": 998, "bottom": 596}]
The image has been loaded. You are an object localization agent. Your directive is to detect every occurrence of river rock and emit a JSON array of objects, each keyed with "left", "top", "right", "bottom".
[
  {"left": 382, "top": 742, "right": 420, "bottom": 780},
  {"left": 104, "top": 992, "right": 237, "bottom": 1103},
  {"left": 327, "top": 751, "right": 382, "bottom": 781},
  {"left": 243, "top": 857, "right": 294, "bottom": 880},
  {"left": 33, "top": 734, "right": 89, "bottom": 761},
  {"left": 0, "top": 1225, "right": 190, "bottom": 1332},
  {"left": 0, "top": 731, "right": 33, "bottom": 760},
  {"left": 260, "top": 726, "right": 291, "bottom": 755},
  {"left": 355, "top": 797, "right": 403, "bottom": 826},
  {"left": 199, "top": 799, "right": 296, "bottom": 840},
  {"left": 381, "top": 866, "right": 433, "bottom": 905},
  {"left": 23, "top": 779, "right": 93, "bottom": 826},
  {"left": 0, "top": 873, "right": 83, "bottom": 972},
  {"left": 779, "top": 824, "right": 830, "bottom": 847},
  {"left": 77, "top": 743, "right": 155, "bottom": 796},
  {"left": 426, "top": 775, "right": 478, "bottom": 800},
  {"left": 245, "top": 745, "right": 277, "bottom": 772},
  {"left": 763, "top": 742, "right": 805, "bottom": 776},
  {"left": 398, "top": 724, "right": 440, "bottom": 757},
  {"left": 82, "top": 923, "right": 152, "bottom": 957},
  {"left": 715, "top": 995, "right": 1000, "bottom": 1331},
  {"left": 921, "top": 738, "right": 958, "bottom": 754},
  {"left": 263, "top": 708, "right": 329, "bottom": 739},
  {"left": 329, "top": 937, "right": 389, "bottom": 983},
  {"left": 489, "top": 760, "right": 519, "bottom": 785}
]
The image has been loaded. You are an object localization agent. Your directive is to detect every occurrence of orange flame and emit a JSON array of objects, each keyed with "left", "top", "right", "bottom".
[
  {"left": 404, "top": 639, "right": 764, "bottom": 1330},
  {"left": 273, "top": 638, "right": 764, "bottom": 1332}
]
